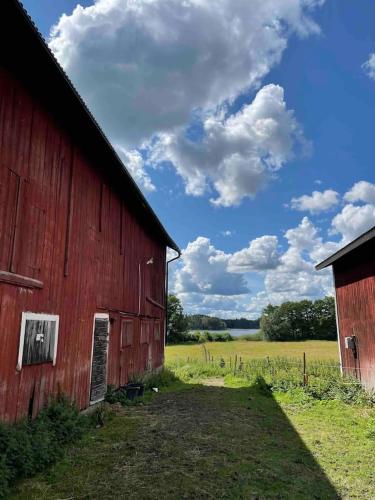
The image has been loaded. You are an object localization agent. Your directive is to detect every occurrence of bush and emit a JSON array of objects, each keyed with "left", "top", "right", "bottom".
[
  {"left": 237, "top": 332, "right": 263, "bottom": 341},
  {"left": 0, "top": 396, "right": 87, "bottom": 497}
]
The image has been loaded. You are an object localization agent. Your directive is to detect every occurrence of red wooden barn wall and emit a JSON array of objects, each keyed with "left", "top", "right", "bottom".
[
  {"left": 334, "top": 238, "right": 375, "bottom": 391},
  {"left": 0, "top": 66, "right": 167, "bottom": 422}
]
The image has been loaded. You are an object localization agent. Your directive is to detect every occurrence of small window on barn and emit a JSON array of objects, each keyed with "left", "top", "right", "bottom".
[
  {"left": 154, "top": 322, "right": 161, "bottom": 341},
  {"left": 121, "top": 320, "right": 134, "bottom": 348},
  {"left": 17, "top": 313, "right": 59, "bottom": 370},
  {"left": 140, "top": 321, "right": 149, "bottom": 344}
]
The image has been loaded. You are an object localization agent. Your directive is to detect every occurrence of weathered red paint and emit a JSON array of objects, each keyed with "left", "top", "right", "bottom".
[
  {"left": 0, "top": 4, "right": 174, "bottom": 422},
  {"left": 333, "top": 237, "right": 375, "bottom": 391}
]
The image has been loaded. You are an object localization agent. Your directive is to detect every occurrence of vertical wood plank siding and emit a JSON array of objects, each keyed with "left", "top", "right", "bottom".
[
  {"left": 334, "top": 238, "right": 375, "bottom": 391},
  {"left": 0, "top": 67, "right": 167, "bottom": 422}
]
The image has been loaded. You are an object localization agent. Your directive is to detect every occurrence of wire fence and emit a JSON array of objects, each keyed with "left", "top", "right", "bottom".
[{"left": 168, "top": 346, "right": 375, "bottom": 387}]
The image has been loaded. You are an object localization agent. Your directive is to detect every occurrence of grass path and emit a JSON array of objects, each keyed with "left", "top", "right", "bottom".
[
  {"left": 12, "top": 378, "right": 375, "bottom": 499},
  {"left": 166, "top": 340, "right": 339, "bottom": 363}
]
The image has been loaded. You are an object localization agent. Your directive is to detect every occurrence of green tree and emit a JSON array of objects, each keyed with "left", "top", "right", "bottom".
[
  {"left": 260, "top": 297, "right": 337, "bottom": 341},
  {"left": 312, "top": 296, "right": 337, "bottom": 340},
  {"left": 166, "top": 294, "right": 188, "bottom": 344}
]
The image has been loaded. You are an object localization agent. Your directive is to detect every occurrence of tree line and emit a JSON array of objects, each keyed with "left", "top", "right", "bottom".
[
  {"left": 166, "top": 294, "right": 337, "bottom": 344},
  {"left": 186, "top": 314, "right": 260, "bottom": 330}
]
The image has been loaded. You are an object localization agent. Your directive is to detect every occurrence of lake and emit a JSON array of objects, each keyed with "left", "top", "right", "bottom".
[{"left": 189, "top": 329, "right": 259, "bottom": 338}]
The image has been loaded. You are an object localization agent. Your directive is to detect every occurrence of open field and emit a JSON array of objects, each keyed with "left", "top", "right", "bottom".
[
  {"left": 12, "top": 373, "right": 375, "bottom": 499},
  {"left": 166, "top": 339, "right": 339, "bottom": 363}
]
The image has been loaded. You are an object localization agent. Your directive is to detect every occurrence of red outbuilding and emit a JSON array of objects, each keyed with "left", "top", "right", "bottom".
[
  {"left": 316, "top": 227, "right": 375, "bottom": 391},
  {"left": 0, "top": 0, "right": 179, "bottom": 422}
]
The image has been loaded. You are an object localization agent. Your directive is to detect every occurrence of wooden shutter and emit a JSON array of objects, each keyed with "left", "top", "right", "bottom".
[{"left": 121, "top": 319, "right": 134, "bottom": 347}]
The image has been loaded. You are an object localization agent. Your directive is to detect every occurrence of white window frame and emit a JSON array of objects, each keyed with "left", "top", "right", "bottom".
[{"left": 17, "top": 312, "right": 60, "bottom": 371}]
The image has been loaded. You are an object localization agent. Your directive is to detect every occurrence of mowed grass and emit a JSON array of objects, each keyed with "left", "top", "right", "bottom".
[
  {"left": 12, "top": 375, "right": 375, "bottom": 499},
  {"left": 166, "top": 339, "right": 339, "bottom": 363}
]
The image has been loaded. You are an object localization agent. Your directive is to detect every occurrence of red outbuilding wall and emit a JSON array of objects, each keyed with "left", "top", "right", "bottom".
[
  {"left": 0, "top": 65, "right": 167, "bottom": 422},
  {"left": 334, "top": 237, "right": 375, "bottom": 391}
]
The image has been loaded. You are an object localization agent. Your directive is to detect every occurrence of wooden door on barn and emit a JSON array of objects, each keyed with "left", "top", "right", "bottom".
[
  {"left": 90, "top": 314, "right": 109, "bottom": 404},
  {"left": 120, "top": 317, "right": 135, "bottom": 385}
]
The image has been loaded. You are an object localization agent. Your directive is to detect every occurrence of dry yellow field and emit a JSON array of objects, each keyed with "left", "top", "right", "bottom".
[{"left": 165, "top": 340, "right": 339, "bottom": 363}]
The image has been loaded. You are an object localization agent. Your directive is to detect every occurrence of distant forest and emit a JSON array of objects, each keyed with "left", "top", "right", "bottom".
[{"left": 186, "top": 314, "right": 260, "bottom": 330}]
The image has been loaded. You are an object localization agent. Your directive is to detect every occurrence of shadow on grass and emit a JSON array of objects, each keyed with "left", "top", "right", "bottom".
[{"left": 12, "top": 377, "right": 339, "bottom": 499}]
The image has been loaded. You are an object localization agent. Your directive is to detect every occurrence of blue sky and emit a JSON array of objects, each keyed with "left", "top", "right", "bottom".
[{"left": 23, "top": 0, "right": 375, "bottom": 318}]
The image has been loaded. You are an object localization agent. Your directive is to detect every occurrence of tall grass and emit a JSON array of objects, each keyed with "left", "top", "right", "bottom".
[{"left": 166, "top": 357, "right": 374, "bottom": 406}]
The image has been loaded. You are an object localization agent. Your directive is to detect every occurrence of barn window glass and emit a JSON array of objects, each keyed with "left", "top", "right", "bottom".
[
  {"left": 154, "top": 322, "right": 161, "bottom": 341},
  {"left": 121, "top": 319, "right": 134, "bottom": 347},
  {"left": 17, "top": 313, "right": 59, "bottom": 370}
]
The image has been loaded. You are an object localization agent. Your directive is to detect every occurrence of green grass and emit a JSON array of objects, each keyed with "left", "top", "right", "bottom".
[
  {"left": 166, "top": 339, "right": 339, "bottom": 362},
  {"left": 10, "top": 362, "right": 375, "bottom": 499}
]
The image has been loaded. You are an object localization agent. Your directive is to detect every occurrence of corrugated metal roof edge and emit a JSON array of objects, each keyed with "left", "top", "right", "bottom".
[
  {"left": 316, "top": 225, "right": 375, "bottom": 270},
  {"left": 15, "top": 0, "right": 180, "bottom": 254}
]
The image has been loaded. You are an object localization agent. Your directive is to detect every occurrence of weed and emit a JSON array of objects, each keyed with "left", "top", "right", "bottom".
[{"left": 0, "top": 396, "right": 88, "bottom": 498}]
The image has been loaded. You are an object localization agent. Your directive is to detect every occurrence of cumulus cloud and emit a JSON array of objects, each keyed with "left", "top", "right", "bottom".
[
  {"left": 117, "top": 147, "right": 155, "bottom": 191},
  {"left": 174, "top": 237, "right": 248, "bottom": 296},
  {"left": 291, "top": 189, "right": 339, "bottom": 214},
  {"left": 50, "top": 0, "right": 322, "bottom": 145},
  {"left": 228, "top": 236, "right": 280, "bottom": 272},
  {"left": 49, "top": 0, "right": 322, "bottom": 197},
  {"left": 151, "top": 85, "right": 308, "bottom": 206},
  {"left": 362, "top": 53, "right": 375, "bottom": 80},
  {"left": 344, "top": 181, "right": 375, "bottom": 204},
  {"left": 172, "top": 215, "right": 336, "bottom": 317},
  {"left": 331, "top": 203, "right": 375, "bottom": 244},
  {"left": 171, "top": 180, "right": 375, "bottom": 317},
  {"left": 284, "top": 216, "right": 318, "bottom": 250}
]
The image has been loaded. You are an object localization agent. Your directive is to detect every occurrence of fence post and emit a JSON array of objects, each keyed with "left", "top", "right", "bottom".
[
  {"left": 303, "top": 352, "right": 308, "bottom": 386},
  {"left": 234, "top": 354, "right": 238, "bottom": 374}
]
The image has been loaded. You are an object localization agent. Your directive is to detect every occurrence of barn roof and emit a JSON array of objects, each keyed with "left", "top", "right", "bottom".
[
  {"left": 316, "top": 226, "right": 375, "bottom": 270},
  {"left": 3, "top": 0, "right": 180, "bottom": 254}
]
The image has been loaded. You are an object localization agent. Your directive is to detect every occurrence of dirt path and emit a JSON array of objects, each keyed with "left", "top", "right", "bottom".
[{"left": 199, "top": 377, "right": 225, "bottom": 386}]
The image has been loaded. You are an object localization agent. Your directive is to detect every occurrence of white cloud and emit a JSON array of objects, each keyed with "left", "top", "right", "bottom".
[
  {"left": 170, "top": 181, "right": 375, "bottom": 317},
  {"left": 174, "top": 237, "right": 248, "bottom": 296},
  {"left": 151, "top": 84, "right": 308, "bottom": 206},
  {"left": 172, "top": 215, "right": 336, "bottom": 317},
  {"left": 228, "top": 235, "right": 280, "bottom": 272},
  {"left": 331, "top": 203, "right": 375, "bottom": 244},
  {"left": 117, "top": 147, "right": 155, "bottom": 192},
  {"left": 291, "top": 189, "right": 339, "bottom": 214},
  {"left": 362, "top": 53, "right": 375, "bottom": 80},
  {"left": 49, "top": 0, "right": 322, "bottom": 196},
  {"left": 284, "top": 216, "right": 318, "bottom": 250},
  {"left": 344, "top": 181, "right": 375, "bottom": 204},
  {"left": 220, "top": 230, "right": 233, "bottom": 237},
  {"left": 50, "top": 0, "right": 322, "bottom": 146}
]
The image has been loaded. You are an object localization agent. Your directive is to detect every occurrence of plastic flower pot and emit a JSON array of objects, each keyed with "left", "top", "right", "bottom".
[{"left": 125, "top": 383, "right": 144, "bottom": 400}]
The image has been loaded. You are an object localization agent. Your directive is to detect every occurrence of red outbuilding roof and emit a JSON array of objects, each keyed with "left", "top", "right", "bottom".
[{"left": 316, "top": 226, "right": 375, "bottom": 270}]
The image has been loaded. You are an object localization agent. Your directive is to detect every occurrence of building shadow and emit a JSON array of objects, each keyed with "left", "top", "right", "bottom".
[
  {"left": 145, "top": 376, "right": 340, "bottom": 499},
  {"left": 12, "top": 377, "right": 340, "bottom": 499}
]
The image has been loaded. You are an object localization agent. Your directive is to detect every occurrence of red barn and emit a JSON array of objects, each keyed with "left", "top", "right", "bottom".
[
  {"left": 0, "top": 1, "right": 179, "bottom": 422},
  {"left": 316, "top": 227, "right": 375, "bottom": 391}
]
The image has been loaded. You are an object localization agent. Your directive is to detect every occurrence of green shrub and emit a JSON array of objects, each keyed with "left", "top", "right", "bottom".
[
  {"left": 237, "top": 332, "right": 263, "bottom": 341},
  {"left": 0, "top": 396, "right": 88, "bottom": 498},
  {"left": 142, "top": 368, "right": 179, "bottom": 389}
]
